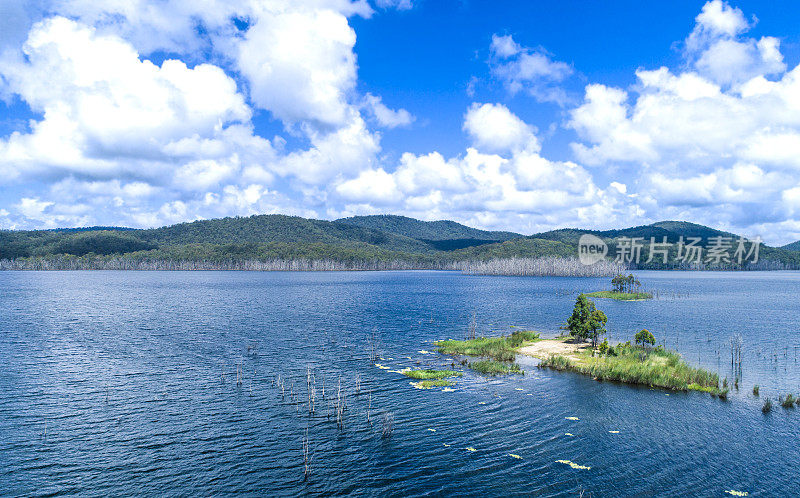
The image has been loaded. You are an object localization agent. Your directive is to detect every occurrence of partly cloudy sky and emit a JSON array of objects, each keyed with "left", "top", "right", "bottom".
[{"left": 2, "top": 0, "right": 800, "bottom": 244}]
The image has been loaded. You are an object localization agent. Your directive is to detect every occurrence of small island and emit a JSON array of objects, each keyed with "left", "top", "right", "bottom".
[
  {"left": 585, "top": 274, "right": 653, "bottom": 300},
  {"left": 433, "top": 295, "right": 725, "bottom": 397},
  {"left": 523, "top": 295, "right": 724, "bottom": 396}
]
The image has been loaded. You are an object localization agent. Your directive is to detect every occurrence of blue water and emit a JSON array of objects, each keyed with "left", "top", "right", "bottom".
[{"left": 1, "top": 270, "right": 798, "bottom": 496}]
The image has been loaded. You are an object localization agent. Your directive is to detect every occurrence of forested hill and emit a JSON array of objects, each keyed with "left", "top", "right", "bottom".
[
  {"left": 336, "top": 215, "right": 520, "bottom": 250},
  {"left": 1, "top": 214, "right": 799, "bottom": 270},
  {"left": 781, "top": 240, "right": 800, "bottom": 251}
]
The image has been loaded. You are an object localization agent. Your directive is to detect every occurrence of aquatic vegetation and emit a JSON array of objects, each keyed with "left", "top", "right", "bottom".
[
  {"left": 752, "top": 385, "right": 760, "bottom": 396},
  {"left": 508, "top": 453, "right": 522, "bottom": 459},
  {"left": 470, "top": 360, "right": 523, "bottom": 375},
  {"left": 779, "top": 393, "right": 796, "bottom": 408},
  {"left": 514, "top": 388, "right": 523, "bottom": 391},
  {"left": 584, "top": 290, "right": 653, "bottom": 301},
  {"left": 402, "top": 369, "right": 463, "bottom": 380},
  {"left": 564, "top": 433, "right": 575, "bottom": 436},
  {"left": 302, "top": 428, "right": 312, "bottom": 480},
  {"left": 374, "top": 363, "right": 390, "bottom": 370},
  {"left": 443, "top": 443, "right": 450, "bottom": 447},
  {"left": 608, "top": 430, "right": 620, "bottom": 434},
  {"left": 565, "top": 417, "right": 579, "bottom": 421},
  {"left": 725, "top": 491, "right": 748, "bottom": 496},
  {"left": 427, "top": 428, "right": 436, "bottom": 432},
  {"left": 556, "top": 459, "right": 591, "bottom": 470},
  {"left": 434, "top": 330, "right": 540, "bottom": 362},
  {"left": 465, "top": 447, "right": 477, "bottom": 452},
  {"left": 381, "top": 412, "right": 394, "bottom": 439},
  {"left": 410, "top": 379, "right": 455, "bottom": 389},
  {"left": 761, "top": 397, "right": 773, "bottom": 414},
  {"left": 442, "top": 387, "right": 455, "bottom": 392},
  {"left": 539, "top": 342, "right": 722, "bottom": 396}
]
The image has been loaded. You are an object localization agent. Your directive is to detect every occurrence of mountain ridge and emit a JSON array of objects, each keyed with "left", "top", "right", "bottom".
[{"left": 1, "top": 214, "right": 796, "bottom": 269}]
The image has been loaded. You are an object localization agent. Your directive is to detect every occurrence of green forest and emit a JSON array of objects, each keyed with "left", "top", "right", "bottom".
[{"left": 2, "top": 214, "right": 799, "bottom": 270}]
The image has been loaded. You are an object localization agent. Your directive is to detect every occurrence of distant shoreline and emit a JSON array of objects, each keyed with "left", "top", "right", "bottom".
[{"left": 0, "top": 257, "right": 793, "bottom": 274}]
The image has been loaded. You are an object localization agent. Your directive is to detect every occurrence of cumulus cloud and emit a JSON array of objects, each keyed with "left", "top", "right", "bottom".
[
  {"left": 489, "top": 34, "right": 573, "bottom": 105},
  {"left": 334, "top": 104, "right": 625, "bottom": 233},
  {"left": 0, "top": 16, "right": 256, "bottom": 183},
  {"left": 685, "top": 0, "right": 784, "bottom": 86},
  {"left": 0, "top": 2, "right": 389, "bottom": 228},
  {"left": 236, "top": 6, "right": 359, "bottom": 129},
  {"left": 568, "top": 0, "right": 800, "bottom": 239},
  {"left": 463, "top": 103, "right": 538, "bottom": 154},
  {"left": 362, "top": 93, "right": 414, "bottom": 128}
]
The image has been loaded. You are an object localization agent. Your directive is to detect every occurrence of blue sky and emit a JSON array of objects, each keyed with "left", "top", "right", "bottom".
[{"left": 2, "top": 1, "right": 800, "bottom": 244}]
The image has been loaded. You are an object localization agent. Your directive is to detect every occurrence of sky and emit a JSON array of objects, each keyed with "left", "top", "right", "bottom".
[{"left": 2, "top": 0, "right": 800, "bottom": 244}]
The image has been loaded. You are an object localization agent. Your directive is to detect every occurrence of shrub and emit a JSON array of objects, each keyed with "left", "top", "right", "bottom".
[
  {"left": 634, "top": 329, "right": 656, "bottom": 348},
  {"left": 403, "top": 369, "right": 462, "bottom": 380},
  {"left": 435, "top": 331, "right": 539, "bottom": 361},
  {"left": 470, "top": 360, "right": 523, "bottom": 375}
]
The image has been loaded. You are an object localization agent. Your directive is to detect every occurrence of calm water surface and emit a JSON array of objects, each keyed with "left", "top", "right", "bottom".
[{"left": 1, "top": 270, "right": 799, "bottom": 496}]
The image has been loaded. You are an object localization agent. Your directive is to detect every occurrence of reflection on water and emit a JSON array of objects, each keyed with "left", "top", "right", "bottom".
[{"left": 1, "top": 270, "right": 798, "bottom": 496}]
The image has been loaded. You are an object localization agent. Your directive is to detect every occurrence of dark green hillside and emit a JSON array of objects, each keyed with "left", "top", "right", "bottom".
[
  {"left": 336, "top": 215, "right": 521, "bottom": 242},
  {"left": 531, "top": 221, "right": 738, "bottom": 246},
  {"left": 139, "top": 215, "right": 433, "bottom": 254},
  {"left": 2, "top": 214, "right": 799, "bottom": 270},
  {"left": 450, "top": 237, "right": 575, "bottom": 260},
  {"left": 781, "top": 240, "right": 800, "bottom": 251}
]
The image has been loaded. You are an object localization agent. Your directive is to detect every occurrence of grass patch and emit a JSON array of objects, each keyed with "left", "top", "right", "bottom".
[
  {"left": 470, "top": 360, "right": 523, "bottom": 375},
  {"left": 403, "top": 369, "right": 462, "bottom": 380},
  {"left": 539, "top": 342, "right": 722, "bottom": 395},
  {"left": 435, "top": 330, "right": 540, "bottom": 362},
  {"left": 584, "top": 291, "right": 653, "bottom": 301},
  {"left": 412, "top": 379, "right": 455, "bottom": 389}
]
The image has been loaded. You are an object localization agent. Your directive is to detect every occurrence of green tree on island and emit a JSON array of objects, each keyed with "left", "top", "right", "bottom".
[
  {"left": 567, "top": 294, "right": 608, "bottom": 348},
  {"left": 612, "top": 273, "right": 641, "bottom": 294},
  {"left": 634, "top": 329, "right": 656, "bottom": 348}
]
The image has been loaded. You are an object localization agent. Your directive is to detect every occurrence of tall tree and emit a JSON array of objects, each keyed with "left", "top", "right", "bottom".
[{"left": 567, "top": 294, "right": 608, "bottom": 348}]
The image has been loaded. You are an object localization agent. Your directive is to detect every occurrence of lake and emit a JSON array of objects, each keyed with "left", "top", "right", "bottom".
[{"left": 1, "top": 270, "right": 798, "bottom": 496}]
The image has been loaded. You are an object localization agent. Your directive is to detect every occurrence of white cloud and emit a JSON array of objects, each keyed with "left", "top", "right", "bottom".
[
  {"left": 489, "top": 34, "right": 521, "bottom": 58},
  {"left": 568, "top": 0, "right": 800, "bottom": 240},
  {"left": 463, "top": 103, "right": 538, "bottom": 154},
  {"left": 236, "top": 6, "right": 359, "bottom": 129},
  {"left": 362, "top": 93, "right": 414, "bottom": 128},
  {"left": 335, "top": 168, "right": 401, "bottom": 203},
  {"left": 489, "top": 34, "right": 573, "bottom": 105},
  {"left": 277, "top": 111, "right": 380, "bottom": 184},
  {"left": 691, "top": 0, "right": 749, "bottom": 40},
  {"left": 0, "top": 16, "right": 255, "bottom": 182},
  {"left": 686, "top": 0, "right": 784, "bottom": 87},
  {"left": 335, "top": 104, "right": 624, "bottom": 233},
  {"left": 0, "top": 4, "right": 387, "bottom": 228},
  {"left": 374, "top": 0, "right": 413, "bottom": 10}
]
